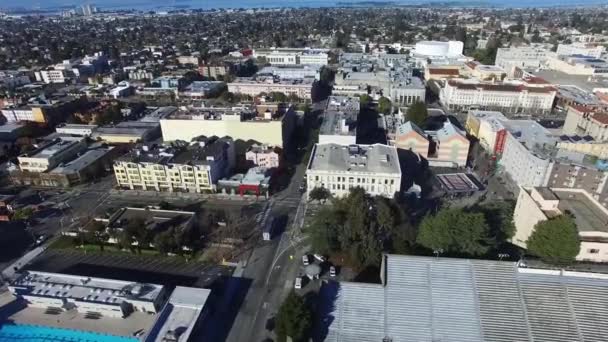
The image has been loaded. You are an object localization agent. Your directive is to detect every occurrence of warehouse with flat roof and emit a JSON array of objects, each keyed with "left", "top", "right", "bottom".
[{"left": 320, "top": 254, "right": 608, "bottom": 342}]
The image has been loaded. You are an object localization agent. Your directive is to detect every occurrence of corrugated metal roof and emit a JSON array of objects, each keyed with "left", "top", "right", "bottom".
[{"left": 322, "top": 255, "right": 608, "bottom": 342}]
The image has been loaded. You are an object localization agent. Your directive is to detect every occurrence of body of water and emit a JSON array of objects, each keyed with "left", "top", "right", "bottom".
[
  {"left": 1, "top": 0, "right": 607, "bottom": 11},
  {"left": 0, "top": 323, "right": 137, "bottom": 342}
]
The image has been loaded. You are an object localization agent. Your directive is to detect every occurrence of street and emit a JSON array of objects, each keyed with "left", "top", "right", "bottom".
[{"left": 226, "top": 152, "right": 309, "bottom": 342}]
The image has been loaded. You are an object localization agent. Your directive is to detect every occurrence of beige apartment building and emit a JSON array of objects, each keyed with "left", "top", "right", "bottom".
[
  {"left": 160, "top": 106, "right": 296, "bottom": 148},
  {"left": 563, "top": 105, "right": 608, "bottom": 141},
  {"left": 114, "top": 138, "right": 235, "bottom": 193},
  {"left": 440, "top": 79, "right": 556, "bottom": 115},
  {"left": 513, "top": 187, "right": 608, "bottom": 262}
]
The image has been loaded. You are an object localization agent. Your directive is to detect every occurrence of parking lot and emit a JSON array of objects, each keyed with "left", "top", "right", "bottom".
[{"left": 26, "top": 249, "right": 233, "bottom": 289}]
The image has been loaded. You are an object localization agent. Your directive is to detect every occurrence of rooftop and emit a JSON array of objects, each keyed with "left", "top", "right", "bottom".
[
  {"left": 145, "top": 286, "right": 211, "bottom": 342},
  {"left": 50, "top": 147, "right": 113, "bottom": 175},
  {"left": 108, "top": 207, "right": 195, "bottom": 233},
  {"left": 322, "top": 254, "right": 608, "bottom": 342},
  {"left": 529, "top": 69, "right": 608, "bottom": 93},
  {"left": 447, "top": 79, "right": 555, "bottom": 94},
  {"left": 308, "top": 143, "right": 401, "bottom": 175},
  {"left": 163, "top": 105, "right": 280, "bottom": 122},
  {"left": 117, "top": 137, "right": 232, "bottom": 166},
  {"left": 531, "top": 188, "right": 608, "bottom": 233},
  {"left": 182, "top": 81, "right": 225, "bottom": 93},
  {"left": 436, "top": 173, "right": 480, "bottom": 193},
  {"left": 320, "top": 111, "right": 356, "bottom": 137},
  {"left": 557, "top": 85, "right": 603, "bottom": 106},
  {"left": 25, "top": 136, "right": 83, "bottom": 159},
  {"left": 230, "top": 75, "right": 314, "bottom": 86},
  {"left": 503, "top": 119, "right": 557, "bottom": 152},
  {"left": 94, "top": 121, "right": 159, "bottom": 138},
  {"left": 140, "top": 106, "right": 178, "bottom": 122},
  {"left": 326, "top": 96, "right": 360, "bottom": 115},
  {"left": 11, "top": 271, "right": 164, "bottom": 306}
]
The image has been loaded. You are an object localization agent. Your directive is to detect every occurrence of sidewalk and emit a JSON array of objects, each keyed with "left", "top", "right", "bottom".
[{"left": 110, "top": 189, "right": 269, "bottom": 202}]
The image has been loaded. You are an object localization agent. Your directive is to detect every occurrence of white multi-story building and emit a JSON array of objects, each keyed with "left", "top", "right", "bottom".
[
  {"left": 253, "top": 48, "right": 329, "bottom": 65},
  {"left": 1, "top": 106, "right": 35, "bottom": 122},
  {"left": 440, "top": 79, "right": 556, "bottom": 114},
  {"left": 556, "top": 43, "right": 606, "bottom": 59},
  {"left": 9, "top": 271, "right": 166, "bottom": 318},
  {"left": 35, "top": 69, "right": 68, "bottom": 84},
  {"left": 319, "top": 111, "right": 357, "bottom": 145},
  {"left": 335, "top": 70, "right": 425, "bottom": 105},
  {"left": 498, "top": 120, "right": 556, "bottom": 187},
  {"left": 114, "top": 138, "right": 235, "bottom": 193},
  {"left": 227, "top": 75, "right": 313, "bottom": 99},
  {"left": 495, "top": 46, "right": 553, "bottom": 72},
  {"left": 306, "top": 143, "right": 402, "bottom": 198},
  {"left": 414, "top": 41, "right": 464, "bottom": 57},
  {"left": 18, "top": 136, "right": 87, "bottom": 173},
  {"left": 160, "top": 106, "right": 296, "bottom": 148},
  {"left": 563, "top": 105, "right": 608, "bottom": 141},
  {"left": 55, "top": 124, "right": 98, "bottom": 137},
  {"left": 513, "top": 187, "right": 608, "bottom": 262},
  {"left": 245, "top": 144, "right": 280, "bottom": 168},
  {"left": 257, "top": 65, "right": 321, "bottom": 80}
]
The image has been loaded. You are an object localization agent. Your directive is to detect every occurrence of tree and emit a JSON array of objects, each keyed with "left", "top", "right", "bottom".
[
  {"left": 417, "top": 208, "right": 491, "bottom": 256},
  {"left": 359, "top": 94, "right": 371, "bottom": 108},
  {"left": 13, "top": 207, "right": 34, "bottom": 221},
  {"left": 319, "top": 66, "right": 335, "bottom": 84},
  {"left": 127, "top": 217, "right": 150, "bottom": 253},
  {"left": 475, "top": 201, "right": 516, "bottom": 245},
  {"left": 85, "top": 220, "right": 108, "bottom": 251},
  {"left": 308, "top": 206, "right": 341, "bottom": 254},
  {"left": 275, "top": 291, "right": 312, "bottom": 342},
  {"left": 378, "top": 96, "right": 391, "bottom": 114},
  {"left": 308, "top": 187, "right": 331, "bottom": 203},
  {"left": 526, "top": 215, "right": 580, "bottom": 265},
  {"left": 154, "top": 229, "right": 176, "bottom": 255},
  {"left": 406, "top": 101, "right": 428, "bottom": 126},
  {"left": 116, "top": 229, "right": 135, "bottom": 252}
]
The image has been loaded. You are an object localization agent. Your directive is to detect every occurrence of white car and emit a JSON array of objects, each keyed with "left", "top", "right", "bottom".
[
  {"left": 329, "top": 266, "right": 336, "bottom": 277},
  {"left": 302, "top": 255, "right": 310, "bottom": 266},
  {"left": 313, "top": 254, "right": 326, "bottom": 263},
  {"left": 294, "top": 277, "right": 302, "bottom": 289}
]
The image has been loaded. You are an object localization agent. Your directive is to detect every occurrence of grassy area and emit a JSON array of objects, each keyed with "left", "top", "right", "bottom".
[{"left": 48, "top": 235, "right": 198, "bottom": 262}]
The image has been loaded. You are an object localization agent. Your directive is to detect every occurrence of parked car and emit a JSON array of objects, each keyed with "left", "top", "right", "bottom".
[
  {"left": 302, "top": 255, "right": 310, "bottom": 266},
  {"left": 313, "top": 254, "right": 326, "bottom": 263},
  {"left": 329, "top": 266, "right": 337, "bottom": 277},
  {"left": 294, "top": 277, "right": 302, "bottom": 289}
]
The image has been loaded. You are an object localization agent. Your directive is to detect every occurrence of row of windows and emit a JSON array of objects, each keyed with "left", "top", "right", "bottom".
[{"left": 313, "top": 175, "right": 395, "bottom": 185}]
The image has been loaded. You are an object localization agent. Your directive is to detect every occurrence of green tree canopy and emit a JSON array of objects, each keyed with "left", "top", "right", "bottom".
[
  {"left": 526, "top": 215, "right": 580, "bottom": 265},
  {"left": 378, "top": 96, "right": 392, "bottom": 114},
  {"left": 275, "top": 291, "right": 312, "bottom": 342},
  {"left": 85, "top": 220, "right": 108, "bottom": 251},
  {"left": 309, "top": 187, "right": 332, "bottom": 203},
  {"left": 406, "top": 101, "right": 428, "bottom": 126},
  {"left": 417, "top": 208, "right": 491, "bottom": 256},
  {"left": 359, "top": 94, "right": 371, "bottom": 108},
  {"left": 13, "top": 207, "right": 34, "bottom": 221},
  {"left": 306, "top": 188, "right": 409, "bottom": 267}
]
